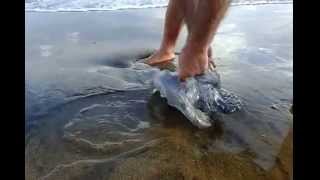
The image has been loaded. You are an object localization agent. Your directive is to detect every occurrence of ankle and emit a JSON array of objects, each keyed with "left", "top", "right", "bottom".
[
  {"left": 182, "top": 44, "right": 208, "bottom": 56},
  {"left": 184, "top": 39, "right": 209, "bottom": 55},
  {"left": 158, "top": 49, "right": 174, "bottom": 56},
  {"left": 160, "top": 44, "right": 175, "bottom": 54}
]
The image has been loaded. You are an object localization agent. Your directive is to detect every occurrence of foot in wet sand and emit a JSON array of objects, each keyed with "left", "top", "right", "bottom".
[
  {"left": 145, "top": 49, "right": 175, "bottom": 65},
  {"left": 178, "top": 46, "right": 209, "bottom": 81}
]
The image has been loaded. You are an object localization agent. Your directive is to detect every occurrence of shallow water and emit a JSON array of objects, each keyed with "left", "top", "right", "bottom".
[
  {"left": 26, "top": 4, "right": 292, "bottom": 180},
  {"left": 25, "top": 0, "right": 293, "bottom": 12}
]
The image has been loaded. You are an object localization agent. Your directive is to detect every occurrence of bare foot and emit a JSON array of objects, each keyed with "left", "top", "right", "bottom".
[
  {"left": 208, "top": 58, "right": 216, "bottom": 71},
  {"left": 178, "top": 46, "right": 209, "bottom": 81},
  {"left": 145, "top": 49, "right": 175, "bottom": 65},
  {"left": 208, "top": 46, "right": 216, "bottom": 70}
]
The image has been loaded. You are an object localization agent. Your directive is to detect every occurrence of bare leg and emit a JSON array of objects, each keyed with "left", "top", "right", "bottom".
[
  {"left": 145, "top": 0, "right": 185, "bottom": 65},
  {"left": 184, "top": 0, "right": 214, "bottom": 67},
  {"left": 179, "top": 0, "right": 229, "bottom": 80}
]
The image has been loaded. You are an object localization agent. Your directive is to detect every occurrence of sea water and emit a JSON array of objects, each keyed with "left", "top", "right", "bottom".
[{"left": 25, "top": 0, "right": 292, "bottom": 12}]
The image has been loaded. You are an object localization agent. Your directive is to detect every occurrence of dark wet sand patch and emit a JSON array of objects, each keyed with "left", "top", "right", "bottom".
[{"left": 108, "top": 125, "right": 292, "bottom": 180}]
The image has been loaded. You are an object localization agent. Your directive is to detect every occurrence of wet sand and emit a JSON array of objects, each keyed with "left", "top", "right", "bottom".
[{"left": 26, "top": 4, "right": 292, "bottom": 180}]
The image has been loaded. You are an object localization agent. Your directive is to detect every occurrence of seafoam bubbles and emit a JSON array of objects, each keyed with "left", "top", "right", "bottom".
[
  {"left": 66, "top": 32, "right": 80, "bottom": 43},
  {"left": 217, "top": 23, "right": 237, "bottom": 34},
  {"left": 213, "top": 32, "right": 247, "bottom": 61},
  {"left": 258, "top": 47, "right": 273, "bottom": 54},
  {"left": 25, "top": 0, "right": 293, "bottom": 12},
  {"left": 40, "top": 44, "right": 53, "bottom": 57},
  {"left": 26, "top": 0, "right": 169, "bottom": 12}
]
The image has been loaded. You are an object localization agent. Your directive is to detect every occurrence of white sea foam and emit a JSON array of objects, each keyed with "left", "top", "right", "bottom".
[{"left": 25, "top": 0, "right": 292, "bottom": 12}]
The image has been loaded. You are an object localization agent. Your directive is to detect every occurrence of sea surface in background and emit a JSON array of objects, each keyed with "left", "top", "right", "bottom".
[
  {"left": 26, "top": 3, "right": 292, "bottom": 180},
  {"left": 25, "top": 0, "right": 293, "bottom": 12}
]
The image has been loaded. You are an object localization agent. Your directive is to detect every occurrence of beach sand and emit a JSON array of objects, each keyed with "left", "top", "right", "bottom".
[{"left": 26, "top": 4, "right": 292, "bottom": 180}]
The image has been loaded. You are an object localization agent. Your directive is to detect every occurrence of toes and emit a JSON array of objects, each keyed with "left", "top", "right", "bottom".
[{"left": 208, "top": 58, "right": 216, "bottom": 71}]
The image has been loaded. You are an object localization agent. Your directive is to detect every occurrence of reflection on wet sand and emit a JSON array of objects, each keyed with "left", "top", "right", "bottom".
[
  {"left": 130, "top": 92, "right": 292, "bottom": 180},
  {"left": 267, "top": 128, "right": 292, "bottom": 180},
  {"left": 26, "top": 72, "right": 292, "bottom": 180}
]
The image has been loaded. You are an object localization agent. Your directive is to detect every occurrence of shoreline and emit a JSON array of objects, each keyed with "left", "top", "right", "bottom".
[{"left": 25, "top": 1, "right": 293, "bottom": 13}]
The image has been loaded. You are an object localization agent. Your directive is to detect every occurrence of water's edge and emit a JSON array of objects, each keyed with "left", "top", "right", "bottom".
[{"left": 25, "top": 0, "right": 293, "bottom": 12}]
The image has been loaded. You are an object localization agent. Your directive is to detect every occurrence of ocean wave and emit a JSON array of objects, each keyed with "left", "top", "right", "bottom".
[{"left": 25, "top": 0, "right": 292, "bottom": 12}]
